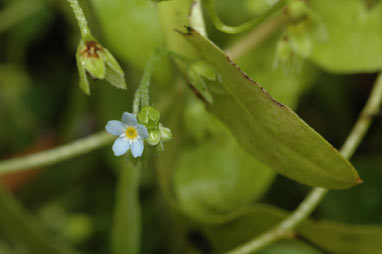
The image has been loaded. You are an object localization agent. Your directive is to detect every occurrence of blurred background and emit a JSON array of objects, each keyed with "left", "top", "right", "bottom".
[{"left": 0, "top": 0, "right": 381, "bottom": 253}]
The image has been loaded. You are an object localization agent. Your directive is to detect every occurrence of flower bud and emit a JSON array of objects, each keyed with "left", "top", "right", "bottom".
[
  {"left": 159, "top": 126, "right": 172, "bottom": 142},
  {"left": 287, "top": 0, "right": 307, "bottom": 21},
  {"left": 138, "top": 106, "right": 160, "bottom": 129},
  {"left": 147, "top": 129, "right": 161, "bottom": 146}
]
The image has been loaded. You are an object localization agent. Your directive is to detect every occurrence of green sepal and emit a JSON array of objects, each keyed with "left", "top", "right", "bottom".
[
  {"left": 75, "top": 44, "right": 90, "bottom": 95},
  {"left": 101, "top": 48, "right": 127, "bottom": 90}
]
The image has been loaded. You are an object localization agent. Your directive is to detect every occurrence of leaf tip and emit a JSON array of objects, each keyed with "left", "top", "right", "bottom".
[{"left": 355, "top": 177, "right": 364, "bottom": 185}]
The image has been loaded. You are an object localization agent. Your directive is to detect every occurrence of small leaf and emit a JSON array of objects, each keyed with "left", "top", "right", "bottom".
[{"left": 181, "top": 28, "right": 359, "bottom": 189}]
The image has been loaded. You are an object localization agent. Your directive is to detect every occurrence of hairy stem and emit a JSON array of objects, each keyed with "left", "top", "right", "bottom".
[
  {"left": 133, "top": 54, "right": 160, "bottom": 114},
  {"left": 66, "top": 0, "right": 91, "bottom": 37},
  {"left": 204, "top": 0, "right": 285, "bottom": 34},
  {"left": 226, "top": 72, "right": 382, "bottom": 254},
  {"left": 0, "top": 132, "right": 113, "bottom": 175}
]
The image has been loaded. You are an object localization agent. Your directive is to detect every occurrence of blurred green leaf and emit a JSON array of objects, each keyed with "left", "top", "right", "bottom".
[
  {"left": 308, "top": 0, "right": 382, "bottom": 73},
  {"left": 0, "top": 186, "right": 73, "bottom": 254},
  {"left": 181, "top": 28, "right": 359, "bottom": 189},
  {"left": 112, "top": 160, "right": 142, "bottom": 254},
  {"left": 202, "top": 204, "right": 382, "bottom": 254},
  {"left": 157, "top": 0, "right": 196, "bottom": 60},
  {"left": 174, "top": 100, "right": 275, "bottom": 222},
  {"left": 91, "top": 0, "right": 162, "bottom": 69}
]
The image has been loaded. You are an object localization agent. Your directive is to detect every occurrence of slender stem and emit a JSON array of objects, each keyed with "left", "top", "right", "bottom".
[
  {"left": 226, "top": 72, "right": 382, "bottom": 254},
  {"left": 66, "top": 0, "right": 91, "bottom": 37},
  {"left": 340, "top": 73, "right": 382, "bottom": 159},
  {"left": 225, "top": 13, "right": 287, "bottom": 60},
  {"left": 0, "top": 132, "right": 113, "bottom": 175},
  {"left": 204, "top": 0, "right": 285, "bottom": 34},
  {"left": 112, "top": 160, "right": 142, "bottom": 254},
  {"left": 133, "top": 54, "right": 160, "bottom": 114}
]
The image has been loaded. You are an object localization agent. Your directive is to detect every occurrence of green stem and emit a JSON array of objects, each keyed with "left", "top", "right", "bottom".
[
  {"left": 0, "top": 132, "right": 113, "bottom": 176},
  {"left": 133, "top": 54, "right": 160, "bottom": 114},
  {"left": 226, "top": 72, "right": 382, "bottom": 254},
  {"left": 112, "top": 160, "right": 142, "bottom": 254},
  {"left": 204, "top": 0, "right": 286, "bottom": 34},
  {"left": 66, "top": 0, "right": 91, "bottom": 37},
  {"left": 340, "top": 73, "right": 382, "bottom": 159}
]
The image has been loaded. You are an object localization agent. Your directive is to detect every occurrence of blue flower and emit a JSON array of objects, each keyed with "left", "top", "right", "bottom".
[{"left": 105, "top": 112, "right": 149, "bottom": 158}]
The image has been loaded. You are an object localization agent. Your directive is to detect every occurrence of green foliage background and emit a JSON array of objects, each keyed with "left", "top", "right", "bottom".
[{"left": 0, "top": 0, "right": 381, "bottom": 253}]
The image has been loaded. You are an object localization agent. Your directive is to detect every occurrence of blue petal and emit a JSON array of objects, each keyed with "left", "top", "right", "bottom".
[
  {"left": 105, "top": 120, "right": 125, "bottom": 136},
  {"left": 131, "top": 139, "right": 144, "bottom": 158},
  {"left": 112, "top": 137, "right": 130, "bottom": 156},
  {"left": 137, "top": 124, "right": 148, "bottom": 139},
  {"left": 122, "top": 112, "right": 137, "bottom": 126}
]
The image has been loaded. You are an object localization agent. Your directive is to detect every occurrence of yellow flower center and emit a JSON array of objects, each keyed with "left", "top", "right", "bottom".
[{"left": 125, "top": 127, "right": 138, "bottom": 139}]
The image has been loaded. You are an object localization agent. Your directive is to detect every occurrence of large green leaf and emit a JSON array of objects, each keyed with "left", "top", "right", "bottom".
[
  {"left": 308, "top": 0, "right": 382, "bottom": 73},
  {"left": 202, "top": 204, "right": 382, "bottom": 254},
  {"left": 180, "top": 28, "right": 359, "bottom": 189},
  {"left": 234, "top": 32, "right": 319, "bottom": 109}
]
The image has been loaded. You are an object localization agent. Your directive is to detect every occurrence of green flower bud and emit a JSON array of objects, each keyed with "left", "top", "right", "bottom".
[
  {"left": 138, "top": 106, "right": 160, "bottom": 129},
  {"left": 159, "top": 125, "right": 172, "bottom": 142},
  {"left": 75, "top": 35, "right": 126, "bottom": 95},
  {"left": 287, "top": 0, "right": 307, "bottom": 21},
  {"left": 147, "top": 129, "right": 161, "bottom": 146}
]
